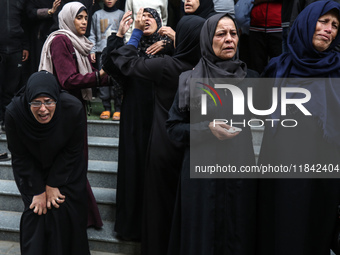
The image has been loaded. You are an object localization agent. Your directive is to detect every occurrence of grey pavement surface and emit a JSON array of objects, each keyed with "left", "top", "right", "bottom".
[{"left": 0, "top": 241, "right": 126, "bottom": 255}]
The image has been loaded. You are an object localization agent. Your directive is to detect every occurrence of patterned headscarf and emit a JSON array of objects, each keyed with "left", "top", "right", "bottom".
[{"left": 137, "top": 7, "right": 172, "bottom": 58}]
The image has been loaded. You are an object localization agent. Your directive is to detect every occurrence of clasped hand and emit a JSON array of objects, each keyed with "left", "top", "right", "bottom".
[{"left": 29, "top": 185, "right": 65, "bottom": 215}]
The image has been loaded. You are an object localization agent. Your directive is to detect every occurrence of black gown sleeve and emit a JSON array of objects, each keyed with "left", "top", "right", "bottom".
[
  {"left": 101, "top": 33, "right": 125, "bottom": 77},
  {"left": 46, "top": 106, "right": 86, "bottom": 187},
  {"left": 109, "top": 44, "right": 165, "bottom": 83},
  {"left": 166, "top": 90, "right": 190, "bottom": 145},
  {"left": 166, "top": 89, "right": 213, "bottom": 146},
  {"left": 5, "top": 114, "right": 45, "bottom": 196}
]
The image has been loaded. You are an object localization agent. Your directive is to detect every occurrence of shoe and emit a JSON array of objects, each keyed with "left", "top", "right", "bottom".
[
  {"left": 0, "top": 152, "right": 10, "bottom": 161},
  {"left": 112, "top": 112, "right": 120, "bottom": 121},
  {"left": 100, "top": 111, "right": 111, "bottom": 120}
]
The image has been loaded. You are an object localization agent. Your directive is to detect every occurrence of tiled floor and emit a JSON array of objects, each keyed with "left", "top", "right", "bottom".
[{"left": 0, "top": 241, "right": 126, "bottom": 255}]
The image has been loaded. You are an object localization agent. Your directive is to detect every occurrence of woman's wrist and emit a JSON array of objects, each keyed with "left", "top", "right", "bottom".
[{"left": 127, "top": 29, "right": 143, "bottom": 48}]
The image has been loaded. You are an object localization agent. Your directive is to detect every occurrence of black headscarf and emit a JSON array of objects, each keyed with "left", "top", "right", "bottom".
[
  {"left": 178, "top": 13, "right": 247, "bottom": 110},
  {"left": 173, "top": 15, "right": 205, "bottom": 66},
  {"left": 6, "top": 71, "right": 61, "bottom": 140},
  {"left": 137, "top": 7, "right": 172, "bottom": 58},
  {"left": 185, "top": 0, "right": 216, "bottom": 19}
]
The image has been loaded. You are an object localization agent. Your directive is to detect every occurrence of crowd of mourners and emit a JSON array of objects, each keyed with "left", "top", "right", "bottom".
[{"left": 1, "top": 0, "right": 340, "bottom": 255}]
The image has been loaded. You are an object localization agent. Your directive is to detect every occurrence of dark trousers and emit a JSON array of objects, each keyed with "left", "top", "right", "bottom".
[
  {"left": 248, "top": 31, "right": 282, "bottom": 75},
  {"left": 96, "top": 52, "right": 122, "bottom": 112},
  {"left": 0, "top": 51, "right": 23, "bottom": 123}
]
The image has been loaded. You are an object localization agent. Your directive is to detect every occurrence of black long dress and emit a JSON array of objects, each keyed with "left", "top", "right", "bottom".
[
  {"left": 102, "top": 34, "right": 154, "bottom": 241},
  {"left": 257, "top": 111, "right": 340, "bottom": 255},
  {"left": 255, "top": 1, "right": 340, "bottom": 254},
  {"left": 110, "top": 45, "right": 193, "bottom": 255},
  {"left": 108, "top": 14, "right": 204, "bottom": 253},
  {"left": 102, "top": 16, "right": 203, "bottom": 249},
  {"left": 5, "top": 79, "right": 89, "bottom": 254},
  {"left": 166, "top": 71, "right": 258, "bottom": 255}
]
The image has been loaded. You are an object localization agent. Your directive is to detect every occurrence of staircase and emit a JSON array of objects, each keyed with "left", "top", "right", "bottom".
[
  {"left": 0, "top": 120, "right": 141, "bottom": 254},
  {"left": 0, "top": 119, "right": 264, "bottom": 253}
]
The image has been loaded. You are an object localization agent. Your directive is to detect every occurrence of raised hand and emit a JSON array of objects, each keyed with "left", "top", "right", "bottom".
[{"left": 117, "top": 10, "right": 133, "bottom": 37}]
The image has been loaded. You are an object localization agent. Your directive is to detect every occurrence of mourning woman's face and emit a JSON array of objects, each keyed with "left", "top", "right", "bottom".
[
  {"left": 184, "top": 0, "right": 200, "bottom": 14},
  {"left": 74, "top": 10, "right": 88, "bottom": 36},
  {"left": 312, "top": 10, "right": 339, "bottom": 52},
  {"left": 142, "top": 12, "right": 158, "bottom": 36},
  {"left": 212, "top": 17, "right": 239, "bottom": 60},
  {"left": 30, "top": 96, "right": 56, "bottom": 124}
]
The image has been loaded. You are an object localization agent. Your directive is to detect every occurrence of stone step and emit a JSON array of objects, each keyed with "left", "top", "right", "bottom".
[
  {"left": 88, "top": 160, "right": 118, "bottom": 189},
  {"left": 0, "top": 135, "right": 119, "bottom": 163},
  {"left": 0, "top": 210, "right": 141, "bottom": 254},
  {"left": 87, "top": 120, "right": 120, "bottom": 138},
  {"left": 0, "top": 160, "right": 117, "bottom": 189},
  {"left": 0, "top": 180, "right": 116, "bottom": 222}
]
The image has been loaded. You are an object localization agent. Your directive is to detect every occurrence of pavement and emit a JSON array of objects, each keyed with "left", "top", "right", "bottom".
[{"left": 0, "top": 240, "right": 126, "bottom": 255}]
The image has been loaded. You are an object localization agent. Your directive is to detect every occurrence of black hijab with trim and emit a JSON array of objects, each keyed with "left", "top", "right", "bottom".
[
  {"left": 178, "top": 13, "right": 247, "bottom": 110},
  {"left": 6, "top": 71, "right": 61, "bottom": 141}
]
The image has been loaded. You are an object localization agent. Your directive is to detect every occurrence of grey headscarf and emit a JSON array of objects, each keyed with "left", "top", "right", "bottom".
[{"left": 178, "top": 13, "right": 247, "bottom": 110}]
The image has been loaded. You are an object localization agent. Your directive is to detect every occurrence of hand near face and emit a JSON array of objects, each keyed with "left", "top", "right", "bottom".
[
  {"left": 51, "top": 0, "right": 61, "bottom": 14},
  {"left": 158, "top": 26, "right": 176, "bottom": 41},
  {"left": 46, "top": 185, "right": 65, "bottom": 209},
  {"left": 117, "top": 10, "right": 133, "bottom": 37},
  {"left": 30, "top": 192, "right": 47, "bottom": 215},
  {"left": 134, "top": 8, "right": 145, "bottom": 31}
]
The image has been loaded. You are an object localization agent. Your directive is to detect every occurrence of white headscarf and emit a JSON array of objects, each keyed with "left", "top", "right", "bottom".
[{"left": 39, "top": 2, "right": 93, "bottom": 100}]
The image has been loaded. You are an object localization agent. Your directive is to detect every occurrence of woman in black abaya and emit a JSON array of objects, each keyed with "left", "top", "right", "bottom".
[
  {"left": 5, "top": 71, "right": 89, "bottom": 255},
  {"left": 166, "top": 13, "right": 258, "bottom": 255},
  {"left": 257, "top": 1, "right": 340, "bottom": 254},
  {"left": 104, "top": 10, "right": 205, "bottom": 255},
  {"left": 102, "top": 8, "right": 173, "bottom": 241}
]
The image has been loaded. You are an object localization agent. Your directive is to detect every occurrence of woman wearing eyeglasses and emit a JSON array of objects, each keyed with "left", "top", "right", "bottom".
[{"left": 5, "top": 71, "right": 90, "bottom": 255}]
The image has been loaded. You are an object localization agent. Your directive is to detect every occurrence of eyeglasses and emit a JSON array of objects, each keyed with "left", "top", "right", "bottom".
[{"left": 29, "top": 101, "right": 57, "bottom": 108}]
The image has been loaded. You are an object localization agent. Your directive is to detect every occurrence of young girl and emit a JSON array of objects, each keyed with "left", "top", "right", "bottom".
[{"left": 89, "top": 0, "right": 124, "bottom": 120}]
